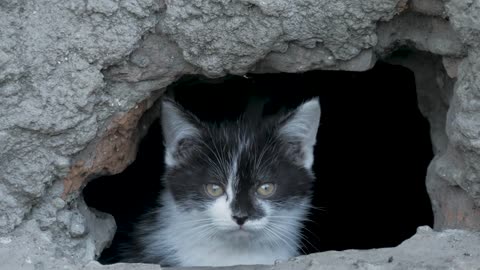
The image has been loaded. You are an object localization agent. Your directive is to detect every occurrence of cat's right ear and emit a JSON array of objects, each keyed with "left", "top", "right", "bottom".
[
  {"left": 277, "top": 98, "right": 321, "bottom": 170},
  {"left": 161, "top": 98, "right": 201, "bottom": 167}
]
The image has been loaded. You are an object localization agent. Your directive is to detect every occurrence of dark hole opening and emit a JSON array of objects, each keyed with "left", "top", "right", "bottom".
[{"left": 83, "top": 61, "right": 434, "bottom": 264}]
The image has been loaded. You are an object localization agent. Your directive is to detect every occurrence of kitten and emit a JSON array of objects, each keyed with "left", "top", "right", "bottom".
[{"left": 127, "top": 97, "right": 321, "bottom": 267}]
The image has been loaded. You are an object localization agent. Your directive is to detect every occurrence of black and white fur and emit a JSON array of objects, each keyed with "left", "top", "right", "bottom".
[{"left": 128, "top": 97, "right": 321, "bottom": 267}]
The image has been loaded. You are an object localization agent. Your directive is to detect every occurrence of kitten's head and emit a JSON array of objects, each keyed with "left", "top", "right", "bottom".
[{"left": 160, "top": 97, "right": 320, "bottom": 250}]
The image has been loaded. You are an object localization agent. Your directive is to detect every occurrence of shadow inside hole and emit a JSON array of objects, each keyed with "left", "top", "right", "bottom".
[{"left": 83, "top": 61, "right": 434, "bottom": 264}]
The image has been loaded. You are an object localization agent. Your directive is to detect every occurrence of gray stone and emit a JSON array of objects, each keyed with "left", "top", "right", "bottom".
[
  {"left": 84, "top": 261, "right": 161, "bottom": 270},
  {"left": 428, "top": 163, "right": 480, "bottom": 230},
  {"left": 1, "top": 0, "right": 480, "bottom": 268},
  {"left": 376, "top": 12, "right": 465, "bottom": 58},
  {"left": 160, "top": 0, "right": 404, "bottom": 76},
  {"left": 446, "top": 0, "right": 480, "bottom": 47},
  {"left": 442, "top": 57, "right": 463, "bottom": 78},
  {"left": 0, "top": 0, "right": 162, "bottom": 262},
  {"left": 255, "top": 46, "right": 377, "bottom": 73},
  {"left": 69, "top": 213, "right": 87, "bottom": 238},
  {"left": 86, "top": 0, "right": 119, "bottom": 16},
  {"left": 410, "top": 0, "right": 446, "bottom": 17},
  {"left": 386, "top": 51, "right": 453, "bottom": 155},
  {"left": 2, "top": 226, "right": 480, "bottom": 270},
  {"left": 442, "top": 51, "right": 480, "bottom": 207}
]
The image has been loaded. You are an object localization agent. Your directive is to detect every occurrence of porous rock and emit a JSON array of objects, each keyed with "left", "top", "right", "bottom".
[
  {"left": 1, "top": 0, "right": 480, "bottom": 268},
  {"left": 161, "top": 0, "right": 405, "bottom": 76},
  {"left": 2, "top": 226, "right": 480, "bottom": 269},
  {"left": 0, "top": 0, "right": 166, "bottom": 264}
]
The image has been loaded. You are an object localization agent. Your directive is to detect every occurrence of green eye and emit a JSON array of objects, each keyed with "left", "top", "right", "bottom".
[
  {"left": 205, "top": 184, "right": 224, "bottom": 197},
  {"left": 257, "top": 183, "right": 276, "bottom": 198}
]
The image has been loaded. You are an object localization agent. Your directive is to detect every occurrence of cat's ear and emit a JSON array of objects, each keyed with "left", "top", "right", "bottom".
[
  {"left": 161, "top": 98, "right": 201, "bottom": 167},
  {"left": 277, "top": 98, "right": 321, "bottom": 170}
]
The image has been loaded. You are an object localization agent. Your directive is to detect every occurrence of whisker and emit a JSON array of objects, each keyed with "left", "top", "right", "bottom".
[
  {"left": 265, "top": 224, "right": 303, "bottom": 254},
  {"left": 269, "top": 219, "right": 322, "bottom": 248},
  {"left": 269, "top": 215, "right": 320, "bottom": 226},
  {"left": 268, "top": 222, "right": 316, "bottom": 254}
]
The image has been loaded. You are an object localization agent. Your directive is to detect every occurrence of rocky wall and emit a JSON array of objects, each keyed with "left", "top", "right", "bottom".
[
  {"left": 1, "top": 0, "right": 480, "bottom": 269},
  {"left": 2, "top": 226, "right": 480, "bottom": 269}
]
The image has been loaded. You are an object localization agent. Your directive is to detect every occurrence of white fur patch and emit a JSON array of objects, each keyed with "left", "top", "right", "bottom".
[
  {"left": 142, "top": 148, "right": 310, "bottom": 266},
  {"left": 143, "top": 192, "right": 306, "bottom": 267}
]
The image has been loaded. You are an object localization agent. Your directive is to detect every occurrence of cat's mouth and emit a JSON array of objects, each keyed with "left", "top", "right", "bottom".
[
  {"left": 215, "top": 221, "right": 266, "bottom": 236},
  {"left": 227, "top": 225, "right": 261, "bottom": 235},
  {"left": 235, "top": 227, "right": 250, "bottom": 234},
  {"left": 223, "top": 227, "right": 255, "bottom": 240},
  {"left": 224, "top": 226, "right": 249, "bottom": 232}
]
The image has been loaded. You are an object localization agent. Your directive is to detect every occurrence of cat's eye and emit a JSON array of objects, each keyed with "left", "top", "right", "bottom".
[
  {"left": 257, "top": 183, "right": 276, "bottom": 198},
  {"left": 205, "top": 184, "right": 224, "bottom": 197}
]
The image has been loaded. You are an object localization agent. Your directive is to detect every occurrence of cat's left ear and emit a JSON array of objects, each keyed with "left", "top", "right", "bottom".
[
  {"left": 277, "top": 98, "right": 321, "bottom": 170},
  {"left": 161, "top": 98, "right": 201, "bottom": 167}
]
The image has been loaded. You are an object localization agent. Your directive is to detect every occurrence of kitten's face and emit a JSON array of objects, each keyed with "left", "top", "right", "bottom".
[{"left": 161, "top": 98, "right": 320, "bottom": 248}]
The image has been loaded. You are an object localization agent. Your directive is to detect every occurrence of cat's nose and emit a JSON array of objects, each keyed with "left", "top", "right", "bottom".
[{"left": 232, "top": 215, "right": 248, "bottom": 226}]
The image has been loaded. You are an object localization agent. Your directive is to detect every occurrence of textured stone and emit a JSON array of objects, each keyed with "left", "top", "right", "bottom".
[
  {"left": 376, "top": 12, "right": 465, "bottom": 58},
  {"left": 160, "top": 0, "right": 404, "bottom": 76},
  {"left": 423, "top": 50, "right": 480, "bottom": 230},
  {"left": 2, "top": 226, "right": 480, "bottom": 270},
  {"left": 442, "top": 51, "right": 480, "bottom": 207},
  {"left": 84, "top": 261, "right": 161, "bottom": 270},
  {"left": 410, "top": 0, "right": 446, "bottom": 17},
  {"left": 1, "top": 0, "right": 480, "bottom": 268},
  {"left": 386, "top": 50, "right": 466, "bottom": 233},
  {"left": 443, "top": 0, "right": 480, "bottom": 211},
  {"left": 427, "top": 162, "right": 480, "bottom": 231},
  {"left": 61, "top": 95, "right": 160, "bottom": 198},
  {"left": 255, "top": 47, "right": 377, "bottom": 73},
  {"left": 442, "top": 57, "right": 463, "bottom": 78},
  {"left": 386, "top": 51, "right": 453, "bottom": 155},
  {"left": 0, "top": 0, "right": 162, "bottom": 237},
  {"left": 446, "top": 0, "right": 480, "bottom": 47}
]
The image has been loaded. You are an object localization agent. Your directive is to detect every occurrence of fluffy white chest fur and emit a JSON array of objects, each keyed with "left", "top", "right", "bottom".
[
  {"left": 156, "top": 230, "right": 293, "bottom": 267},
  {"left": 142, "top": 193, "right": 301, "bottom": 267}
]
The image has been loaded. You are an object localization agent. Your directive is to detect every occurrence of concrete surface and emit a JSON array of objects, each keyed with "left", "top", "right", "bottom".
[
  {"left": 1, "top": 0, "right": 480, "bottom": 268},
  {"left": 2, "top": 226, "right": 480, "bottom": 269}
]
